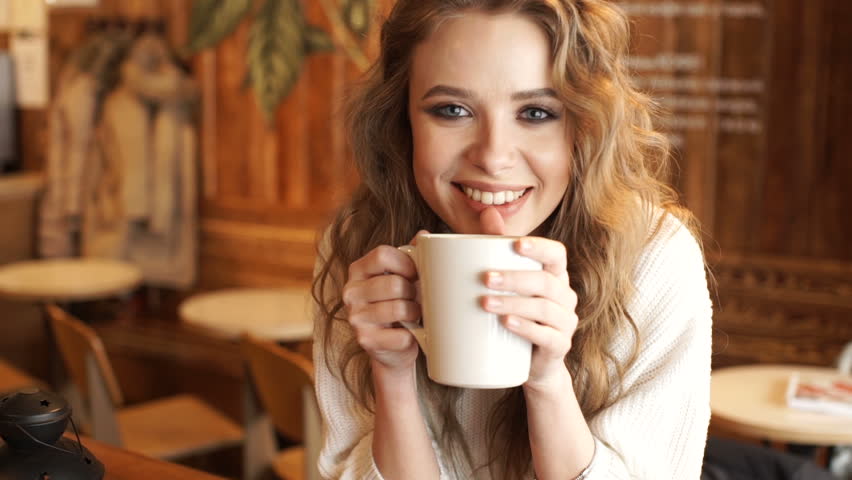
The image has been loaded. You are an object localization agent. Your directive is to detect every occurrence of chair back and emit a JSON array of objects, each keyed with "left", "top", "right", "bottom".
[
  {"left": 241, "top": 335, "right": 314, "bottom": 442},
  {"left": 47, "top": 305, "right": 125, "bottom": 445},
  {"left": 46, "top": 304, "right": 124, "bottom": 408}
]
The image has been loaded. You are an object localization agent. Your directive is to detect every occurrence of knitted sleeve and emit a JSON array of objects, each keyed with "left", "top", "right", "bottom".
[
  {"left": 583, "top": 214, "right": 714, "bottom": 479},
  {"left": 314, "top": 317, "right": 388, "bottom": 480}
]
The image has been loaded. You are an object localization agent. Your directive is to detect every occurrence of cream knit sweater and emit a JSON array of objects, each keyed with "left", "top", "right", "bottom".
[{"left": 314, "top": 214, "right": 713, "bottom": 479}]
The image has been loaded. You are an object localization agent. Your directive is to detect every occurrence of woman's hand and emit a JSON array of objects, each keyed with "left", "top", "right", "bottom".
[
  {"left": 480, "top": 235, "right": 578, "bottom": 393},
  {"left": 342, "top": 233, "right": 424, "bottom": 375}
]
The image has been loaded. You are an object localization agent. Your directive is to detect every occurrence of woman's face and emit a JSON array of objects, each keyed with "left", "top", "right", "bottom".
[{"left": 409, "top": 11, "right": 572, "bottom": 236}]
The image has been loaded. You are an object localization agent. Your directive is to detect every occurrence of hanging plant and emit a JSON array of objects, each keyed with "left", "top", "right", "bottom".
[
  {"left": 184, "top": 0, "right": 374, "bottom": 125},
  {"left": 184, "top": 0, "right": 253, "bottom": 54}
]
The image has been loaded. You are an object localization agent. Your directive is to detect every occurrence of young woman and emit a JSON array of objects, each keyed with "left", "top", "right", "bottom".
[{"left": 313, "top": 1, "right": 713, "bottom": 478}]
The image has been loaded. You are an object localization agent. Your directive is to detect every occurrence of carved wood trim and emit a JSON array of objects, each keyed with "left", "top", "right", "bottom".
[{"left": 710, "top": 253, "right": 852, "bottom": 308}]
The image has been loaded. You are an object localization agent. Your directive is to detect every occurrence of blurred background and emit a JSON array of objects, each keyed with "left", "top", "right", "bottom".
[{"left": 0, "top": 0, "right": 850, "bottom": 479}]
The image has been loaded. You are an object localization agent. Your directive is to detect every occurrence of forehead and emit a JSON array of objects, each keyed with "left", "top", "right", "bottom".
[{"left": 410, "top": 11, "right": 553, "bottom": 95}]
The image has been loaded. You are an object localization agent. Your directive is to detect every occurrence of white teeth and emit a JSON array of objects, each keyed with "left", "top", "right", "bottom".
[{"left": 461, "top": 186, "right": 527, "bottom": 205}]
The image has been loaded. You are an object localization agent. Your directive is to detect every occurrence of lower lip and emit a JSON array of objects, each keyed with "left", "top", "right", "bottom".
[{"left": 453, "top": 186, "right": 531, "bottom": 218}]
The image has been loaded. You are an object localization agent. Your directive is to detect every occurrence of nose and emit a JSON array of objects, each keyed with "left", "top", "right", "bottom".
[{"left": 467, "top": 115, "right": 516, "bottom": 175}]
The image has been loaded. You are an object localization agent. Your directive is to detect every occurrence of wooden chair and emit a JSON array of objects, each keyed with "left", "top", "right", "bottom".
[
  {"left": 0, "top": 358, "right": 46, "bottom": 395},
  {"left": 46, "top": 304, "right": 243, "bottom": 461},
  {"left": 241, "top": 334, "right": 321, "bottom": 480}
]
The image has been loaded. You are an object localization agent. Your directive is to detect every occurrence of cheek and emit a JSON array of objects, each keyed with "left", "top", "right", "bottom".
[{"left": 412, "top": 126, "right": 456, "bottom": 181}]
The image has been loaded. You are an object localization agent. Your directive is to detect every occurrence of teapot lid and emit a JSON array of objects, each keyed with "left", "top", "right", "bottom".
[{"left": 0, "top": 388, "right": 70, "bottom": 426}]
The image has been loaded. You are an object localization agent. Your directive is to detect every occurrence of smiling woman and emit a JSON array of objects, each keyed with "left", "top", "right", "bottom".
[{"left": 312, "top": 1, "right": 712, "bottom": 479}]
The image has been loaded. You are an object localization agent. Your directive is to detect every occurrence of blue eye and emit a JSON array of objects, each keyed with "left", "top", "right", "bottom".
[
  {"left": 519, "top": 107, "right": 554, "bottom": 122},
  {"left": 432, "top": 104, "right": 472, "bottom": 118}
]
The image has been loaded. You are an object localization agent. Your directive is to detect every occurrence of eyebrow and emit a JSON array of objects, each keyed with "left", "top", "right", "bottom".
[{"left": 420, "top": 85, "right": 559, "bottom": 101}]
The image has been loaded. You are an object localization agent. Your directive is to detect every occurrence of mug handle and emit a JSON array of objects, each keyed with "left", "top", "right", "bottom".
[{"left": 397, "top": 245, "right": 427, "bottom": 354}]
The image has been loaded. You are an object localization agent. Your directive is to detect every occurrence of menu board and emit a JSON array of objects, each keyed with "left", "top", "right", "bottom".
[{"left": 618, "top": 1, "right": 769, "bottom": 229}]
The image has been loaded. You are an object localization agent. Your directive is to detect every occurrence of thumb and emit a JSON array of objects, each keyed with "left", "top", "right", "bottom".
[{"left": 479, "top": 207, "right": 506, "bottom": 235}]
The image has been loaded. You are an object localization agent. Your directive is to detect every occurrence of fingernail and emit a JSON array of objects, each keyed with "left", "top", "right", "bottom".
[
  {"left": 504, "top": 315, "right": 519, "bottom": 327},
  {"left": 486, "top": 296, "right": 503, "bottom": 309},
  {"left": 519, "top": 239, "right": 532, "bottom": 252},
  {"left": 486, "top": 271, "right": 503, "bottom": 287}
]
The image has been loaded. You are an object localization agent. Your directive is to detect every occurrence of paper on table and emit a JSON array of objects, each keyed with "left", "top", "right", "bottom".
[
  {"left": 10, "top": 33, "right": 48, "bottom": 108},
  {"left": 786, "top": 371, "right": 852, "bottom": 418}
]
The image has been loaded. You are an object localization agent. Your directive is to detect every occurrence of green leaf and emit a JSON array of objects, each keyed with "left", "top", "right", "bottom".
[
  {"left": 304, "top": 25, "right": 335, "bottom": 54},
  {"left": 247, "top": 0, "right": 306, "bottom": 123},
  {"left": 343, "top": 0, "right": 371, "bottom": 36},
  {"left": 184, "top": 0, "right": 251, "bottom": 56}
]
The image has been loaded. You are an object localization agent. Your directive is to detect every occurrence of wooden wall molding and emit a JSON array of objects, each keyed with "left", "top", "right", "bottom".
[
  {"left": 711, "top": 255, "right": 852, "bottom": 309},
  {"left": 199, "top": 219, "right": 319, "bottom": 288}
]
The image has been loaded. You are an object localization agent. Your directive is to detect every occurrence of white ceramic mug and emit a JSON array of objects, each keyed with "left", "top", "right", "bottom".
[{"left": 398, "top": 234, "right": 542, "bottom": 389}]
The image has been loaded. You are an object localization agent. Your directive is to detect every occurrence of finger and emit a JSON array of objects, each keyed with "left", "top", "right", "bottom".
[
  {"left": 501, "top": 315, "right": 571, "bottom": 355},
  {"left": 348, "top": 299, "right": 420, "bottom": 328},
  {"left": 410, "top": 229, "right": 430, "bottom": 246},
  {"left": 342, "top": 274, "right": 416, "bottom": 307},
  {"left": 349, "top": 245, "right": 418, "bottom": 282},
  {"left": 482, "top": 295, "right": 576, "bottom": 331},
  {"left": 515, "top": 237, "right": 568, "bottom": 278},
  {"left": 356, "top": 326, "right": 417, "bottom": 353},
  {"left": 483, "top": 270, "right": 575, "bottom": 306},
  {"left": 479, "top": 207, "right": 505, "bottom": 235}
]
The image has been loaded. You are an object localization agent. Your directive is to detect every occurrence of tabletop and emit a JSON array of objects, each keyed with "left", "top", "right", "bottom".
[
  {"left": 711, "top": 364, "right": 852, "bottom": 445},
  {"left": 179, "top": 287, "right": 314, "bottom": 342},
  {"left": 0, "top": 258, "right": 143, "bottom": 302},
  {"left": 83, "top": 435, "right": 226, "bottom": 480}
]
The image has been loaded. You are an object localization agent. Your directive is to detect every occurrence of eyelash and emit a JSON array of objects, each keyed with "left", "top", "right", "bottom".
[{"left": 428, "top": 104, "right": 559, "bottom": 123}]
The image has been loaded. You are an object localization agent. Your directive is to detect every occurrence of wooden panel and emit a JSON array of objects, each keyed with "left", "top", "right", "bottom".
[
  {"left": 624, "top": 0, "right": 852, "bottom": 368},
  {"left": 195, "top": 0, "right": 387, "bottom": 287}
]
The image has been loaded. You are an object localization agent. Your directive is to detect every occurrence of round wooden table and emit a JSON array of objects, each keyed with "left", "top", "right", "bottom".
[
  {"left": 0, "top": 258, "right": 143, "bottom": 302},
  {"left": 179, "top": 288, "right": 314, "bottom": 342},
  {"left": 711, "top": 364, "right": 852, "bottom": 446}
]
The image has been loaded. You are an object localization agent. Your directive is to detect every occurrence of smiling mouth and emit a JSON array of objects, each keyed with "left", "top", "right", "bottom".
[{"left": 452, "top": 183, "right": 532, "bottom": 206}]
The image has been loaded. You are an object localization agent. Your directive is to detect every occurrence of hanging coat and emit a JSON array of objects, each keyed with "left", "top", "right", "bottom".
[
  {"left": 83, "top": 33, "right": 199, "bottom": 289},
  {"left": 39, "top": 32, "right": 131, "bottom": 257}
]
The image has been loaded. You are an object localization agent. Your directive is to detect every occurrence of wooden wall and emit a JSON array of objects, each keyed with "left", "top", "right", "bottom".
[
  {"left": 623, "top": 0, "right": 852, "bottom": 367},
  {"left": 9, "top": 0, "right": 852, "bottom": 368}
]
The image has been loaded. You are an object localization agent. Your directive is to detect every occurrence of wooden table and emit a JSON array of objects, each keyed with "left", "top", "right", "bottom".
[
  {"left": 711, "top": 364, "right": 852, "bottom": 446},
  {"left": 0, "top": 258, "right": 142, "bottom": 302},
  {"left": 81, "top": 435, "right": 227, "bottom": 479},
  {"left": 179, "top": 288, "right": 313, "bottom": 342}
]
